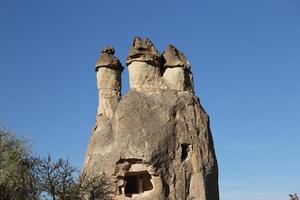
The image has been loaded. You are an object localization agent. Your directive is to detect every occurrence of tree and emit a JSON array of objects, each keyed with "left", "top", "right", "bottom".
[
  {"left": 34, "top": 155, "right": 77, "bottom": 200},
  {"left": 77, "top": 172, "right": 114, "bottom": 200},
  {"left": 0, "top": 126, "right": 113, "bottom": 200},
  {"left": 34, "top": 155, "right": 114, "bottom": 200},
  {"left": 290, "top": 193, "right": 299, "bottom": 200},
  {"left": 0, "top": 128, "right": 39, "bottom": 200}
]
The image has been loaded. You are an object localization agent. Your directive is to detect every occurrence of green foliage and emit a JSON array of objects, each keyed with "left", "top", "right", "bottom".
[
  {"left": 0, "top": 127, "right": 113, "bottom": 200},
  {"left": 0, "top": 128, "right": 39, "bottom": 200},
  {"left": 290, "top": 194, "right": 299, "bottom": 200}
]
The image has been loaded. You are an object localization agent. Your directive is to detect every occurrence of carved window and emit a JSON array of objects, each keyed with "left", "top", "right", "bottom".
[{"left": 124, "top": 171, "right": 153, "bottom": 197}]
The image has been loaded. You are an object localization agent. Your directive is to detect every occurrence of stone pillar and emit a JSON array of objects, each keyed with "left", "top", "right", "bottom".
[
  {"left": 95, "top": 46, "right": 124, "bottom": 118},
  {"left": 83, "top": 37, "right": 219, "bottom": 200},
  {"left": 126, "top": 37, "right": 162, "bottom": 92},
  {"left": 162, "top": 45, "right": 195, "bottom": 93}
]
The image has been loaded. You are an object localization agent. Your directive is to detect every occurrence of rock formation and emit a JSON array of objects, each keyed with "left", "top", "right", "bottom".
[
  {"left": 95, "top": 46, "right": 124, "bottom": 118},
  {"left": 83, "top": 37, "right": 219, "bottom": 200}
]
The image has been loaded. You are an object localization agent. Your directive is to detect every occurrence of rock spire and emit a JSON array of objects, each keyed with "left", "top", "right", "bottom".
[
  {"left": 162, "top": 44, "right": 194, "bottom": 92},
  {"left": 94, "top": 46, "right": 123, "bottom": 118},
  {"left": 83, "top": 37, "right": 219, "bottom": 200}
]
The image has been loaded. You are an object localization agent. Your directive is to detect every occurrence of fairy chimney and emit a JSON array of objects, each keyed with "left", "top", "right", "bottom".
[
  {"left": 126, "top": 37, "right": 163, "bottom": 91},
  {"left": 83, "top": 37, "right": 219, "bottom": 200},
  {"left": 95, "top": 46, "right": 124, "bottom": 118},
  {"left": 162, "top": 44, "right": 194, "bottom": 92}
]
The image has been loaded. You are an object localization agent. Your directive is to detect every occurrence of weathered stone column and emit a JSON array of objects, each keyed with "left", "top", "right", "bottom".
[
  {"left": 126, "top": 37, "right": 163, "bottom": 92},
  {"left": 83, "top": 37, "right": 219, "bottom": 200},
  {"left": 162, "top": 44, "right": 195, "bottom": 93},
  {"left": 95, "top": 46, "right": 124, "bottom": 119}
]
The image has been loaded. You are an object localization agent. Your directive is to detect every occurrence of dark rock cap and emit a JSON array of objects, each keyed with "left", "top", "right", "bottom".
[
  {"left": 162, "top": 45, "right": 190, "bottom": 69},
  {"left": 95, "top": 46, "right": 124, "bottom": 71},
  {"left": 126, "top": 37, "right": 161, "bottom": 66}
]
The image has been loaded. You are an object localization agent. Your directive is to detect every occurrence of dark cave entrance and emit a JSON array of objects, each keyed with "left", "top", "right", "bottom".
[
  {"left": 181, "top": 143, "right": 190, "bottom": 162},
  {"left": 124, "top": 171, "right": 153, "bottom": 197}
]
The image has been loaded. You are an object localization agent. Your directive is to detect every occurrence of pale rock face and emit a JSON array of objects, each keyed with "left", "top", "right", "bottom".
[
  {"left": 98, "top": 89, "right": 121, "bottom": 119},
  {"left": 95, "top": 46, "right": 123, "bottom": 118},
  {"left": 188, "top": 173, "right": 206, "bottom": 200},
  {"left": 128, "top": 61, "right": 163, "bottom": 92},
  {"left": 96, "top": 67, "right": 121, "bottom": 90},
  {"left": 97, "top": 67, "right": 122, "bottom": 117},
  {"left": 162, "top": 67, "right": 195, "bottom": 93},
  {"left": 83, "top": 38, "right": 219, "bottom": 200},
  {"left": 163, "top": 67, "right": 185, "bottom": 91},
  {"left": 162, "top": 44, "right": 195, "bottom": 93}
]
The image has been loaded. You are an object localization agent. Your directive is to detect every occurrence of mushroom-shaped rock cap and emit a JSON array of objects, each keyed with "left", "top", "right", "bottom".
[
  {"left": 126, "top": 37, "right": 161, "bottom": 66},
  {"left": 95, "top": 46, "right": 124, "bottom": 71},
  {"left": 162, "top": 45, "right": 190, "bottom": 69}
]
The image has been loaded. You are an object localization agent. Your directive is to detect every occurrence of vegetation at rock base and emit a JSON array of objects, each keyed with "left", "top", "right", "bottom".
[
  {"left": 290, "top": 193, "right": 299, "bottom": 200},
  {"left": 0, "top": 127, "right": 113, "bottom": 200},
  {"left": 0, "top": 128, "right": 38, "bottom": 200}
]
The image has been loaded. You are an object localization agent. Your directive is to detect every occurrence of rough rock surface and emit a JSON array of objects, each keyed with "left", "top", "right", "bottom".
[
  {"left": 126, "top": 37, "right": 161, "bottom": 66},
  {"left": 162, "top": 45, "right": 194, "bottom": 92},
  {"left": 96, "top": 46, "right": 124, "bottom": 71},
  {"left": 95, "top": 46, "right": 123, "bottom": 118},
  {"left": 83, "top": 38, "right": 219, "bottom": 200},
  {"left": 162, "top": 45, "right": 190, "bottom": 69}
]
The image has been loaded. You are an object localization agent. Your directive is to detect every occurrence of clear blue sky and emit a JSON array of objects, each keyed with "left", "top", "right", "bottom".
[{"left": 0, "top": 1, "right": 299, "bottom": 199}]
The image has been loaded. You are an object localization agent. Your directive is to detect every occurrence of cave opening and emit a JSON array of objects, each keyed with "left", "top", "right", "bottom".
[
  {"left": 124, "top": 171, "right": 153, "bottom": 197},
  {"left": 181, "top": 143, "right": 190, "bottom": 162}
]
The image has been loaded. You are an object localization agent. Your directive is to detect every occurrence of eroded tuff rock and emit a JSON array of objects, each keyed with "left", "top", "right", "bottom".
[
  {"left": 126, "top": 37, "right": 165, "bottom": 92},
  {"left": 162, "top": 45, "right": 190, "bottom": 69},
  {"left": 126, "top": 37, "right": 161, "bottom": 66},
  {"left": 162, "top": 45, "right": 194, "bottom": 92},
  {"left": 83, "top": 37, "right": 219, "bottom": 200},
  {"left": 95, "top": 46, "right": 123, "bottom": 118},
  {"left": 96, "top": 46, "right": 124, "bottom": 71}
]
